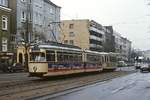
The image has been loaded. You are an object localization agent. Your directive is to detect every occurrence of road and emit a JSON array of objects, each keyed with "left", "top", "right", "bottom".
[
  {"left": 39, "top": 71, "right": 150, "bottom": 100},
  {"left": 0, "top": 67, "right": 135, "bottom": 100},
  {"left": 0, "top": 67, "right": 134, "bottom": 84}
]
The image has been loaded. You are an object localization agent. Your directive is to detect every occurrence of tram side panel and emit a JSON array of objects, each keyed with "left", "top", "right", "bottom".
[
  {"left": 84, "top": 53, "right": 103, "bottom": 72},
  {"left": 45, "top": 50, "right": 85, "bottom": 76},
  {"left": 102, "top": 54, "right": 118, "bottom": 71}
]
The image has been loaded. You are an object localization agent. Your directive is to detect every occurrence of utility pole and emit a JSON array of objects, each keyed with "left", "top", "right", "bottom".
[{"left": 24, "top": 0, "right": 31, "bottom": 71}]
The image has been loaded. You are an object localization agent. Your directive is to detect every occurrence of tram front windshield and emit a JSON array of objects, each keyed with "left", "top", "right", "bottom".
[{"left": 30, "top": 52, "right": 46, "bottom": 62}]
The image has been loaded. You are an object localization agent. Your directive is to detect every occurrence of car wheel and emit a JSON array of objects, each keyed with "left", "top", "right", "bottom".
[{"left": 11, "top": 69, "right": 14, "bottom": 73}]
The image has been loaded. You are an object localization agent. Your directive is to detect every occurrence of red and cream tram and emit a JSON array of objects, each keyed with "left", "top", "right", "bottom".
[{"left": 28, "top": 44, "right": 118, "bottom": 77}]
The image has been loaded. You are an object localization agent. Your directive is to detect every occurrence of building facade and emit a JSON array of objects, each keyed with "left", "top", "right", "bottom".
[
  {"left": 9, "top": 0, "right": 61, "bottom": 43},
  {"left": 59, "top": 19, "right": 105, "bottom": 52},
  {"left": 113, "top": 31, "right": 131, "bottom": 61},
  {"left": 0, "top": 0, "right": 12, "bottom": 52},
  {"left": 104, "top": 26, "right": 115, "bottom": 52},
  {"left": 142, "top": 50, "right": 150, "bottom": 62}
]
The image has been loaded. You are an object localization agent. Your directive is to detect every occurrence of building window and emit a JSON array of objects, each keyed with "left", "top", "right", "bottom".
[
  {"left": 2, "top": 16, "right": 8, "bottom": 30},
  {"left": 35, "top": 12, "right": 38, "bottom": 24},
  {"left": 29, "top": 0, "right": 32, "bottom": 3},
  {"left": 21, "top": 11, "right": 26, "bottom": 22},
  {"left": 50, "top": 8, "right": 53, "bottom": 14},
  {"left": 2, "top": 38, "right": 7, "bottom": 52},
  {"left": 0, "top": 0, "right": 8, "bottom": 6},
  {"left": 39, "top": 14, "right": 42, "bottom": 25},
  {"left": 29, "top": 12, "right": 32, "bottom": 22},
  {"left": 70, "top": 40, "right": 74, "bottom": 45},
  {"left": 64, "top": 40, "right": 68, "bottom": 44},
  {"left": 69, "top": 24, "right": 74, "bottom": 29},
  {"left": 21, "top": 0, "right": 26, "bottom": 2},
  {"left": 69, "top": 32, "right": 75, "bottom": 37},
  {"left": 35, "top": 12, "right": 42, "bottom": 25}
]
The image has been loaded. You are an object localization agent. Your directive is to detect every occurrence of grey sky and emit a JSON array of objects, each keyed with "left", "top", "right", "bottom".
[{"left": 52, "top": 0, "right": 150, "bottom": 50}]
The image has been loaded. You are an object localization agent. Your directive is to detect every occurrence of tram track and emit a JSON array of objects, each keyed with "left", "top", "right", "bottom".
[{"left": 0, "top": 71, "right": 135, "bottom": 100}]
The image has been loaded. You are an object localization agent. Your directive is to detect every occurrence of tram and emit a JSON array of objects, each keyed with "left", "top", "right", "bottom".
[{"left": 28, "top": 43, "right": 118, "bottom": 77}]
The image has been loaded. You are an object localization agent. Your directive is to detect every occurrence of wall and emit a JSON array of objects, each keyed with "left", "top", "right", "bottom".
[{"left": 60, "top": 20, "right": 90, "bottom": 50}]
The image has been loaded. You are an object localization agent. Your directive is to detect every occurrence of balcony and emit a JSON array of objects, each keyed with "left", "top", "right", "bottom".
[
  {"left": 90, "top": 43, "right": 103, "bottom": 48},
  {"left": 90, "top": 35, "right": 103, "bottom": 41},
  {"left": 89, "top": 27, "right": 105, "bottom": 35},
  {"left": 90, "top": 39, "right": 102, "bottom": 45}
]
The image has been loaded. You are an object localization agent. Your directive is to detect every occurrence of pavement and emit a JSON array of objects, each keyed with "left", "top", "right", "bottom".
[
  {"left": 0, "top": 72, "right": 40, "bottom": 84},
  {"left": 40, "top": 71, "right": 150, "bottom": 100}
]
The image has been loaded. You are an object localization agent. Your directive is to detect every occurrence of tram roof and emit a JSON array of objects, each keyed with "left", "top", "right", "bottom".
[
  {"left": 30, "top": 42, "right": 82, "bottom": 52},
  {"left": 38, "top": 42, "right": 81, "bottom": 49},
  {"left": 85, "top": 50, "right": 109, "bottom": 55}
]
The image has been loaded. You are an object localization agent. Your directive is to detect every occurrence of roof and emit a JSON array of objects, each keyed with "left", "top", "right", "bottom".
[{"left": 44, "top": 0, "right": 61, "bottom": 8}]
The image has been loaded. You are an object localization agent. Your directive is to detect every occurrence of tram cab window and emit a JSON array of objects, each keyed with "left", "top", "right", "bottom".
[{"left": 30, "top": 52, "right": 46, "bottom": 61}]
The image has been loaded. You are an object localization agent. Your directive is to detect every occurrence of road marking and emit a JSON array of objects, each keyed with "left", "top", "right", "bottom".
[{"left": 111, "top": 81, "right": 135, "bottom": 93}]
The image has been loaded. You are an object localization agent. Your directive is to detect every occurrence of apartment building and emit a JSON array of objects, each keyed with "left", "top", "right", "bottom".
[
  {"left": 0, "top": 0, "right": 12, "bottom": 52},
  {"left": 9, "top": 0, "right": 61, "bottom": 43},
  {"left": 104, "top": 26, "right": 115, "bottom": 52},
  {"left": 113, "top": 31, "right": 131, "bottom": 61},
  {"left": 59, "top": 19, "right": 105, "bottom": 52}
]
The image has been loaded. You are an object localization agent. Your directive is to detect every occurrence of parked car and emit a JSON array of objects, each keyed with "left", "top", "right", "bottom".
[
  {"left": 135, "top": 63, "right": 141, "bottom": 69},
  {"left": 127, "top": 63, "right": 134, "bottom": 67},
  {"left": 117, "top": 61, "right": 127, "bottom": 67},
  {"left": 140, "top": 64, "right": 150, "bottom": 72},
  {"left": 8, "top": 63, "right": 24, "bottom": 72}
]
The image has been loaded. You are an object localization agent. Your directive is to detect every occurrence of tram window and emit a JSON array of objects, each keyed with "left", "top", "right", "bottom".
[
  {"left": 46, "top": 50, "right": 55, "bottom": 62},
  {"left": 78, "top": 55, "right": 82, "bottom": 62},
  {"left": 105, "top": 56, "right": 108, "bottom": 62},
  {"left": 46, "top": 53, "right": 55, "bottom": 62},
  {"left": 87, "top": 54, "right": 96, "bottom": 62},
  {"left": 69, "top": 55, "right": 74, "bottom": 62},
  {"left": 57, "top": 53, "right": 64, "bottom": 62},
  {"left": 102, "top": 56, "right": 105, "bottom": 63},
  {"left": 110, "top": 56, "right": 116, "bottom": 62},
  {"left": 74, "top": 54, "right": 78, "bottom": 61},
  {"left": 105, "top": 56, "right": 107, "bottom": 62},
  {"left": 57, "top": 51, "right": 82, "bottom": 62},
  {"left": 64, "top": 55, "right": 69, "bottom": 62},
  {"left": 57, "top": 52, "right": 74, "bottom": 62}
]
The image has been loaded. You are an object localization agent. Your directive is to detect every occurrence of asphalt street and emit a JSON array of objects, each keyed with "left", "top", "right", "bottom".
[
  {"left": 0, "top": 67, "right": 134, "bottom": 83},
  {"left": 43, "top": 72, "right": 150, "bottom": 100}
]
